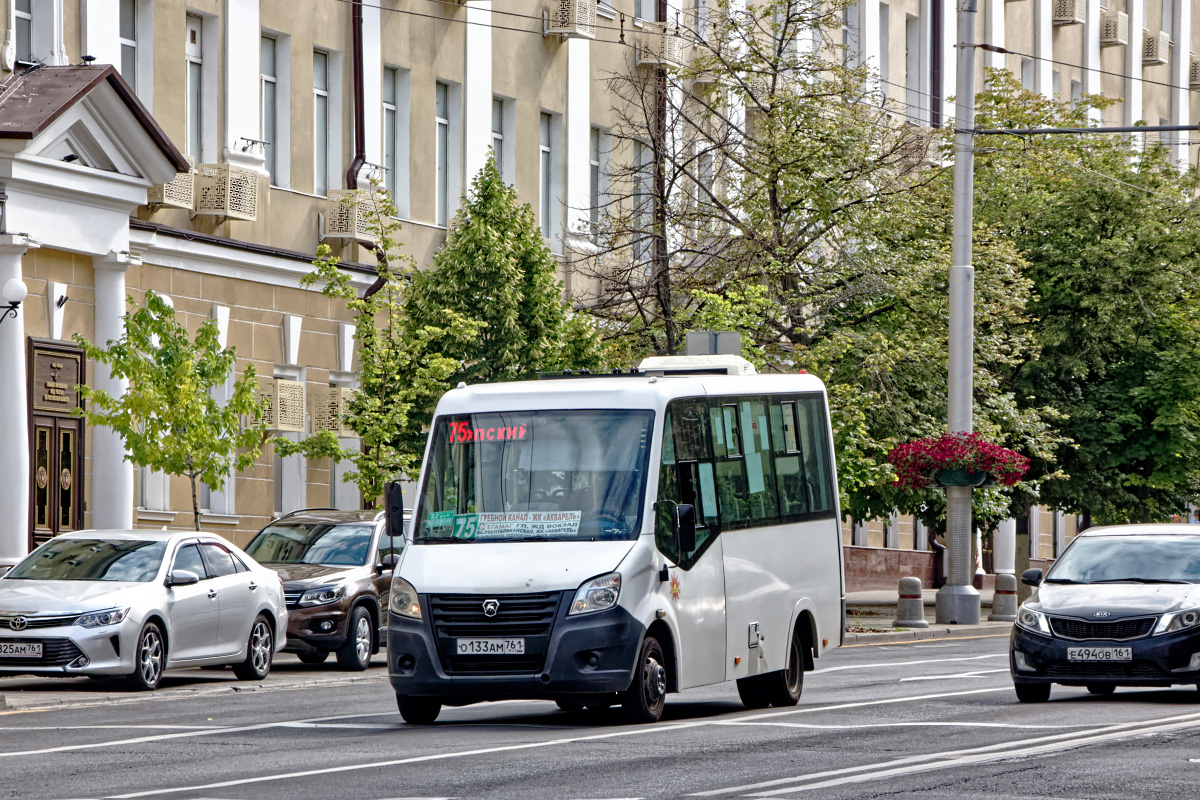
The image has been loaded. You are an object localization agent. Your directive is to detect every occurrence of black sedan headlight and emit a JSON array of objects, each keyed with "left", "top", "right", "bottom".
[
  {"left": 1016, "top": 606, "right": 1051, "bottom": 635},
  {"left": 1154, "top": 608, "right": 1200, "bottom": 635}
]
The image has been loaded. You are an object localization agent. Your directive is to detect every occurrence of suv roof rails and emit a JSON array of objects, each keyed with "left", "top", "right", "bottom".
[{"left": 276, "top": 507, "right": 342, "bottom": 520}]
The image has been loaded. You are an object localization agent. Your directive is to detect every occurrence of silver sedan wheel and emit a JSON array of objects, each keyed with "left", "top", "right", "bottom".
[
  {"left": 249, "top": 619, "right": 272, "bottom": 675},
  {"left": 354, "top": 613, "right": 372, "bottom": 663},
  {"left": 138, "top": 627, "right": 164, "bottom": 687}
]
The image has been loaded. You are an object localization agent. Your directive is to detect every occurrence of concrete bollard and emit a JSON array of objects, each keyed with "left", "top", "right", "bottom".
[
  {"left": 989, "top": 573, "right": 1018, "bottom": 621},
  {"left": 893, "top": 576, "right": 929, "bottom": 628}
]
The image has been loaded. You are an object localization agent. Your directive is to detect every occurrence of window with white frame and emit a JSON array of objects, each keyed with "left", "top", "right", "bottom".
[
  {"left": 119, "top": 0, "right": 137, "bottom": 91},
  {"left": 1020, "top": 58, "right": 1032, "bottom": 91},
  {"left": 436, "top": 81, "right": 450, "bottom": 226},
  {"left": 904, "top": 14, "right": 920, "bottom": 124},
  {"left": 313, "top": 50, "right": 330, "bottom": 196},
  {"left": 635, "top": 0, "right": 657, "bottom": 22},
  {"left": 590, "top": 127, "right": 603, "bottom": 236},
  {"left": 14, "top": 0, "right": 32, "bottom": 65},
  {"left": 692, "top": 0, "right": 708, "bottom": 40},
  {"left": 841, "top": 4, "right": 858, "bottom": 66},
  {"left": 540, "top": 112, "right": 553, "bottom": 238},
  {"left": 185, "top": 15, "right": 203, "bottom": 160},
  {"left": 383, "top": 66, "right": 399, "bottom": 200},
  {"left": 633, "top": 140, "right": 651, "bottom": 262},
  {"left": 878, "top": 4, "right": 889, "bottom": 98},
  {"left": 1161, "top": 0, "right": 1172, "bottom": 36},
  {"left": 492, "top": 97, "right": 505, "bottom": 181},
  {"left": 261, "top": 36, "right": 278, "bottom": 182}
]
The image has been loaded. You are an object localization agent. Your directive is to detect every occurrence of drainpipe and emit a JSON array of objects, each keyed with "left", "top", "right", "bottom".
[{"left": 345, "top": 0, "right": 366, "bottom": 189}]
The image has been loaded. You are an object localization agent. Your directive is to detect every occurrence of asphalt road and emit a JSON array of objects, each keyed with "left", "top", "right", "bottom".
[{"left": 4, "top": 633, "right": 1200, "bottom": 799}]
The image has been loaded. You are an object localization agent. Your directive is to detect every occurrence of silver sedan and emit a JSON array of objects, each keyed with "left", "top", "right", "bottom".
[{"left": 0, "top": 530, "right": 287, "bottom": 689}]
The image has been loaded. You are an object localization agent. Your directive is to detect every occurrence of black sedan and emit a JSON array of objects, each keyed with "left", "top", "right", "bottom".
[{"left": 1011, "top": 524, "right": 1200, "bottom": 702}]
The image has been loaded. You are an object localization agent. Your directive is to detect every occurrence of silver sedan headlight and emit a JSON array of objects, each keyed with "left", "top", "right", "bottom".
[{"left": 73, "top": 607, "right": 130, "bottom": 628}]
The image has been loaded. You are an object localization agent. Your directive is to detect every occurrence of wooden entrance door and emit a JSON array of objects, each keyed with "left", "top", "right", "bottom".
[{"left": 30, "top": 416, "right": 83, "bottom": 548}]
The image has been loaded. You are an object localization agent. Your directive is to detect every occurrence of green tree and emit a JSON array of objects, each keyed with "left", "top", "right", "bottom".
[
  {"left": 969, "top": 69, "right": 1200, "bottom": 523},
  {"left": 74, "top": 291, "right": 266, "bottom": 530},
  {"left": 278, "top": 184, "right": 479, "bottom": 506},
  {"left": 402, "top": 152, "right": 606, "bottom": 390}
]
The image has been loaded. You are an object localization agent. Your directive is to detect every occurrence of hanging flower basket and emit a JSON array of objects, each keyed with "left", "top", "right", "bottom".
[{"left": 889, "top": 433, "right": 1029, "bottom": 491}]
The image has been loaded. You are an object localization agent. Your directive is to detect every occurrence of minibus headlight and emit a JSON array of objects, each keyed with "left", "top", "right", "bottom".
[
  {"left": 1155, "top": 608, "right": 1200, "bottom": 635},
  {"left": 390, "top": 576, "right": 422, "bottom": 619},
  {"left": 570, "top": 572, "right": 621, "bottom": 616}
]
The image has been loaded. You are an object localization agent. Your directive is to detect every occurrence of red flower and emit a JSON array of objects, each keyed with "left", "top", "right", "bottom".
[{"left": 888, "top": 432, "right": 1029, "bottom": 490}]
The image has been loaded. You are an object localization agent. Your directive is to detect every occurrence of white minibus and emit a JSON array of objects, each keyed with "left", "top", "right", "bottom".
[{"left": 385, "top": 355, "right": 845, "bottom": 724}]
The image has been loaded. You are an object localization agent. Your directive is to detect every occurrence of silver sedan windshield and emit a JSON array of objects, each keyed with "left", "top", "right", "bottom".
[{"left": 5, "top": 539, "right": 167, "bottom": 582}]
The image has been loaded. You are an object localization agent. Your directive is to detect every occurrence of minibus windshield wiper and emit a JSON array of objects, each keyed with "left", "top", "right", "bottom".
[
  {"left": 414, "top": 536, "right": 471, "bottom": 544},
  {"left": 1090, "top": 577, "right": 1191, "bottom": 584}
]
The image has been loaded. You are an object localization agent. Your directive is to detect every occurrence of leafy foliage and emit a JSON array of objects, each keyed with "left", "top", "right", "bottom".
[{"left": 73, "top": 291, "right": 266, "bottom": 530}]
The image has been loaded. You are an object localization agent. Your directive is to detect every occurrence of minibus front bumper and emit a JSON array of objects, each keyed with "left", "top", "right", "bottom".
[{"left": 387, "top": 595, "right": 645, "bottom": 701}]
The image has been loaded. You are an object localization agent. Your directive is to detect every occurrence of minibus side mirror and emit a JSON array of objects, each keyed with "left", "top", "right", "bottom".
[
  {"left": 384, "top": 481, "right": 406, "bottom": 541},
  {"left": 1020, "top": 568, "right": 1043, "bottom": 586},
  {"left": 675, "top": 504, "right": 696, "bottom": 554}
]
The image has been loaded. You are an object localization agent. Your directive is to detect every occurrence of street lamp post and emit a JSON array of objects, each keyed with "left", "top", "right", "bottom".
[{"left": 935, "top": 0, "right": 982, "bottom": 625}]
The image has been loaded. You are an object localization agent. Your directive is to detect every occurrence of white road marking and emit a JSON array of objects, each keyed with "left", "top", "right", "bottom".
[
  {"left": 688, "top": 710, "right": 1200, "bottom": 797},
  {"left": 716, "top": 721, "right": 1090, "bottom": 731},
  {"left": 99, "top": 688, "right": 1011, "bottom": 799},
  {"left": 275, "top": 722, "right": 398, "bottom": 730},
  {"left": 812, "top": 654, "right": 1005, "bottom": 674},
  {"left": 0, "top": 725, "right": 222, "bottom": 731},
  {"left": 899, "top": 668, "right": 1010, "bottom": 681}
]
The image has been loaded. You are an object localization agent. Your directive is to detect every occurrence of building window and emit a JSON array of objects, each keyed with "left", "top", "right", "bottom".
[
  {"left": 185, "top": 15, "right": 203, "bottom": 160},
  {"left": 589, "top": 127, "right": 602, "bottom": 235},
  {"left": 540, "top": 112, "right": 553, "bottom": 238},
  {"left": 1070, "top": 79, "right": 1082, "bottom": 106},
  {"left": 904, "top": 14, "right": 920, "bottom": 124},
  {"left": 1020, "top": 58, "right": 1033, "bottom": 92},
  {"left": 635, "top": 0, "right": 657, "bottom": 22},
  {"left": 14, "top": 0, "right": 31, "bottom": 64},
  {"left": 878, "top": 4, "right": 889, "bottom": 97},
  {"left": 313, "top": 50, "right": 329, "bottom": 196},
  {"left": 119, "top": 0, "right": 137, "bottom": 91},
  {"left": 261, "top": 36, "right": 278, "bottom": 182},
  {"left": 692, "top": 0, "right": 708, "bottom": 40},
  {"left": 383, "top": 66, "right": 398, "bottom": 199},
  {"left": 633, "top": 140, "right": 650, "bottom": 262},
  {"left": 492, "top": 97, "right": 505, "bottom": 181},
  {"left": 1161, "top": 0, "right": 1172, "bottom": 36},
  {"left": 436, "top": 81, "right": 449, "bottom": 226}
]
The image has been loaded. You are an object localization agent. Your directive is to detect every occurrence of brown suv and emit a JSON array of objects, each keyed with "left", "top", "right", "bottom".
[{"left": 243, "top": 509, "right": 406, "bottom": 670}]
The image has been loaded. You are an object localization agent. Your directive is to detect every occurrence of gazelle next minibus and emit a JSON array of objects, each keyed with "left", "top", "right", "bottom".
[{"left": 386, "top": 355, "right": 844, "bottom": 724}]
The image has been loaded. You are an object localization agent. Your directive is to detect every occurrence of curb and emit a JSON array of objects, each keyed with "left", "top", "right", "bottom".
[
  {"left": 842, "top": 622, "right": 1013, "bottom": 646},
  {"left": 0, "top": 670, "right": 385, "bottom": 713}
]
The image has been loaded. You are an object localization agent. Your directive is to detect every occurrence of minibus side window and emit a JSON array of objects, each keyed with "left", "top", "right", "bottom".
[
  {"left": 712, "top": 399, "right": 751, "bottom": 529},
  {"left": 795, "top": 395, "right": 835, "bottom": 514},
  {"left": 741, "top": 397, "right": 780, "bottom": 525},
  {"left": 770, "top": 400, "right": 811, "bottom": 519}
]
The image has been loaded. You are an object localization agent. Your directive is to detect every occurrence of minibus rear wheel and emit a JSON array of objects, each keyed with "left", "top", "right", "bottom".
[{"left": 397, "top": 693, "right": 442, "bottom": 724}]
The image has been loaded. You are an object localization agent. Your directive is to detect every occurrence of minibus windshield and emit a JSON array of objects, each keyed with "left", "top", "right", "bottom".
[{"left": 415, "top": 409, "right": 654, "bottom": 543}]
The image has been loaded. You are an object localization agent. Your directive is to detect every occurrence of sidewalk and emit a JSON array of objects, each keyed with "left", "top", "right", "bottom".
[{"left": 843, "top": 587, "right": 1014, "bottom": 645}]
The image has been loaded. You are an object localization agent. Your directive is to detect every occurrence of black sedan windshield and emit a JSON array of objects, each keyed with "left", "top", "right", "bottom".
[
  {"left": 1047, "top": 535, "right": 1200, "bottom": 584},
  {"left": 416, "top": 409, "right": 653, "bottom": 543},
  {"left": 244, "top": 523, "right": 374, "bottom": 566},
  {"left": 6, "top": 539, "right": 167, "bottom": 582}
]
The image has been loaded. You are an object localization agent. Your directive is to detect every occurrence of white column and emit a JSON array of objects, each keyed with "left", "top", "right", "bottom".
[
  {"left": 1028, "top": 505, "right": 1041, "bottom": 558},
  {"left": 941, "top": 0, "right": 956, "bottom": 125},
  {"left": 463, "top": 1, "right": 493, "bottom": 183},
  {"left": 857, "top": 0, "right": 881, "bottom": 92},
  {"left": 884, "top": 510, "right": 900, "bottom": 549},
  {"left": 914, "top": 518, "right": 928, "bottom": 551},
  {"left": 206, "top": 305, "right": 236, "bottom": 517},
  {"left": 1082, "top": 0, "right": 1102, "bottom": 124},
  {"left": 1125, "top": 0, "right": 1144, "bottom": 126},
  {"left": 1033, "top": 0, "right": 1053, "bottom": 97},
  {"left": 81, "top": 0, "right": 121, "bottom": 68},
  {"left": 1169, "top": 0, "right": 1190, "bottom": 167},
  {"left": 983, "top": 0, "right": 1005, "bottom": 71},
  {"left": 363, "top": 2, "right": 383, "bottom": 176},
  {"left": 223, "top": 0, "right": 267, "bottom": 174},
  {"left": 994, "top": 518, "right": 1016, "bottom": 574},
  {"left": 91, "top": 252, "right": 136, "bottom": 530},
  {"left": 564, "top": 37, "right": 592, "bottom": 241},
  {"left": 0, "top": 235, "right": 34, "bottom": 565}
]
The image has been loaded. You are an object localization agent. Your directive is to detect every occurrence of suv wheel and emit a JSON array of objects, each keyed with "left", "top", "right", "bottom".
[{"left": 336, "top": 606, "right": 373, "bottom": 671}]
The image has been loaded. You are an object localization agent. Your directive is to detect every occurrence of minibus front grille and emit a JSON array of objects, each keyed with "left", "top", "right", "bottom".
[{"left": 428, "top": 591, "right": 564, "bottom": 675}]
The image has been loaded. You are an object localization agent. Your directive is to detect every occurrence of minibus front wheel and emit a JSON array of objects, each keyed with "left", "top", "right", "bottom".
[
  {"left": 622, "top": 635, "right": 667, "bottom": 724},
  {"left": 397, "top": 693, "right": 442, "bottom": 724}
]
